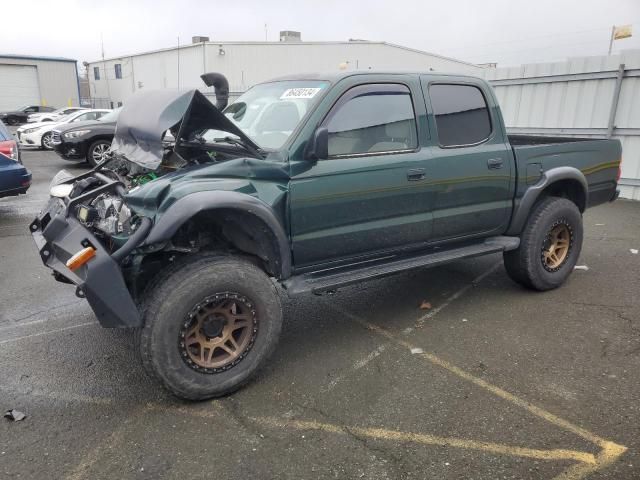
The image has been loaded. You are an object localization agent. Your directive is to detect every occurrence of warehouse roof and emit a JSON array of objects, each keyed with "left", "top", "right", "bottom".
[
  {"left": 267, "top": 70, "right": 481, "bottom": 82},
  {"left": 0, "top": 54, "right": 77, "bottom": 63},
  {"left": 88, "top": 40, "right": 478, "bottom": 68}
]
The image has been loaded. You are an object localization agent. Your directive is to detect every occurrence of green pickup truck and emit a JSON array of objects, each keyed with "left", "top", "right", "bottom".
[{"left": 31, "top": 71, "right": 621, "bottom": 399}]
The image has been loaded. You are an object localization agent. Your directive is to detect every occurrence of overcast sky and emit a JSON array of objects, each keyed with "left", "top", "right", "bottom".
[{"left": 2, "top": 0, "right": 639, "bottom": 69}]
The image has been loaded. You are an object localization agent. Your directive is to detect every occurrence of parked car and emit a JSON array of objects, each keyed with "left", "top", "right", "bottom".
[
  {"left": 31, "top": 71, "right": 621, "bottom": 400},
  {"left": 51, "top": 108, "right": 121, "bottom": 166},
  {"left": 17, "top": 109, "right": 111, "bottom": 150},
  {"left": 0, "top": 105, "right": 56, "bottom": 125},
  {"left": 0, "top": 120, "right": 31, "bottom": 198},
  {"left": 27, "top": 107, "right": 88, "bottom": 123}
]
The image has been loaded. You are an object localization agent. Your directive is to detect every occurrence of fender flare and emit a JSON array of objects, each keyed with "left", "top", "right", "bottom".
[
  {"left": 506, "top": 166, "right": 588, "bottom": 235},
  {"left": 143, "top": 190, "right": 292, "bottom": 278}
]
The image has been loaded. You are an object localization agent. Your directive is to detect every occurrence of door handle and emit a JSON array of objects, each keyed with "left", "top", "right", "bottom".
[
  {"left": 407, "top": 168, "right": 426, "bottom": 181},
  {"left": 487, "top": 158, "right": 504, "bottom": 169}
]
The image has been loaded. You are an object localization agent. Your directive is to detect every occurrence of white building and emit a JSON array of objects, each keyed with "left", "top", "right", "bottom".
[
  {"left": 0, "top": 54, "right": 80, "bottom": 111},
  {"left": 87, "top": 32, "right": 482, "bottom": 107}
]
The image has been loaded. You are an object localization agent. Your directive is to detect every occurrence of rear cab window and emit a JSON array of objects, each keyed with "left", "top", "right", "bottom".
[
  {"left": 324, "top": 83, "right": 418, "bottom": 157},
  {"left": 428, "top": 84, "right": 492, "bottom": 147}
]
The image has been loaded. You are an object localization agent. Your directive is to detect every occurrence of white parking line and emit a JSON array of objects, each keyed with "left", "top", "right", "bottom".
[
  {"left": 0, "top": 301, "right": 86, "bottom": 332},
  {"left": 409, "top": 262, "right": 501, "bottom": 332},
  {"left": 324, "top": 343, "right": 387, "bottom": 392},
  {"left": 323, "top": 263, "right": 501, "bottom": 391},
  {"left": 0, "top": 322, "right": 95, "bottom": 346},
  {"left": 0, "top": 385, "right": 112, "bottom": 405}
]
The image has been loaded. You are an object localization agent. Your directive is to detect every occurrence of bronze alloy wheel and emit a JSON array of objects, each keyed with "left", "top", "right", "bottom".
[
  {"left": 179, "top": 293, "right": 258, "bottom": 373},
  {"left": 541, "top": 221, "right": 572, "bottom": 272}
]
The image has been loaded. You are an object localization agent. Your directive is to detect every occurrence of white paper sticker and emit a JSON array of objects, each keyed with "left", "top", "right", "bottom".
[{"left": 280, "top": 87, "right": 321, "bottom": 99}]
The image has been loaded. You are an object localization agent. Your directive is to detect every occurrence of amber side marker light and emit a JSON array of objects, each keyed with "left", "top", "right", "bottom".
[{"left": 66, "top": 247, "right": 96, "bottom": 271}]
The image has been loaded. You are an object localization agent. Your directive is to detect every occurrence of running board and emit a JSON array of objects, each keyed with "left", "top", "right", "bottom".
[{"left": 283, "top": 236, "right": 519, "bottom": 296}]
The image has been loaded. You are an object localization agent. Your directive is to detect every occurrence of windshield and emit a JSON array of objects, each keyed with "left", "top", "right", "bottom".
[
  {"left": 56, "top": 113, "right": 75, "bottom": 123},
  {"left": 99, "top": 108, "right": 121, "bottom": 122},
  {"left": 200, "top": 80, "right": 328, "bottom": 149}
]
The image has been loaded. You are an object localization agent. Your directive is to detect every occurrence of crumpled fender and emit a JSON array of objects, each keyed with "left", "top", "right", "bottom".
[{"left": 143, "top": 190, "right": 292, "bottom": 278}]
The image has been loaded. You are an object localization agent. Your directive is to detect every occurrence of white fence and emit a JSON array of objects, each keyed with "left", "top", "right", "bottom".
[{"left": 483, "top": 50, "right": 640, "bottom": 200}]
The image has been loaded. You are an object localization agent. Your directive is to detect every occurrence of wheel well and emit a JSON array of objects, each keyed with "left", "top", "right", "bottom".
[
  {"left": 89, "top": 137, "right": 113, "bottom": 145},
  {"left": 539, "top": 179, "right": 586, "bottom": 212},
  {"left": 169, "top": 208, "right": 284, "bottom": 278}
]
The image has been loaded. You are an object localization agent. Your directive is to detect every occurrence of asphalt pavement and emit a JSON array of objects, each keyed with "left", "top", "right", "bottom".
[{"left": 1, "top": 144, "right": 639, "bottom": 479}]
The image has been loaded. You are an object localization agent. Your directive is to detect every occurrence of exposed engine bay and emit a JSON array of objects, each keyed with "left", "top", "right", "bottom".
[
  {"left": 50, "top": 75, "right": 264, "bottom": 251},
  {"left": 59, "top": 141, "right": 246, "bottom": 248}
]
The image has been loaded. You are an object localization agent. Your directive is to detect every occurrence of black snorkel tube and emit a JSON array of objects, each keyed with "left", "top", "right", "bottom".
[{"left": 200, "top": 72, "right": 230, "bottom": 110}]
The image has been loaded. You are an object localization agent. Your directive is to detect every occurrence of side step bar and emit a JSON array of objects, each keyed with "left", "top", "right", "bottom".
[{"left": 282, "top": 236, "right": 519, "bottom": 296}]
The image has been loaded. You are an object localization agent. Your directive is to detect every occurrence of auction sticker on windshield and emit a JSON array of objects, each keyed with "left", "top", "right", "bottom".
[{"left": 280, "top": 87, "right": 322, "bottom": 99}]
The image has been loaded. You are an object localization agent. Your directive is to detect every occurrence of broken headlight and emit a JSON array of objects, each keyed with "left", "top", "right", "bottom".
[
  {"left": 78, "top": 193, "right": 134, "bottom": 236},
  {"left": 49, "top": 169, "right": 76, "bottom": 198}
]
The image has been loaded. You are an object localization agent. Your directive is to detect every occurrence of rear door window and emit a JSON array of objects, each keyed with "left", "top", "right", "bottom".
[
  {"left": 429, "top": 84, "right": 492, "bottom": 147},
  {"left": 325, "top": 84, "right": 417, "bottom": 157}
]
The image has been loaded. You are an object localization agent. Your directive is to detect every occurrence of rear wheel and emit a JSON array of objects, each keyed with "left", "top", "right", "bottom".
[
  {"left": 41, "top": 132, "right": 53, "bottom": 150},
  {"left": 86, "top": 140, "right": 111, "bottom": 166},
  {"left": 504, "top": 196, "right": 583, "bottom": 291},
  {"left": 137, "top": 254, "right": 282, "bottom": 400}
]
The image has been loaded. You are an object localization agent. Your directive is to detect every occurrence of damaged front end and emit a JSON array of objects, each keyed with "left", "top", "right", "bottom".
[
  {"left": 30, "top": 168, "right": 151, "bottom": 327},
  {"left": 30, "top": 82, "right": 260, "bottom": 328}
]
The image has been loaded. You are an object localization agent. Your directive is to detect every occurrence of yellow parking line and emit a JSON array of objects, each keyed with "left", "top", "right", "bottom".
[
  {"left": 65, "top": 404, "right": 153, "bottom": 480},
  {"left": 553, "top": 441, "right": 627, "bottom": 480},
  {"left": 251, "top": 416, "right": 596, "bottom": 464},
  {"left": 332, "top": 306, "right": 627, "bottom": 479}
]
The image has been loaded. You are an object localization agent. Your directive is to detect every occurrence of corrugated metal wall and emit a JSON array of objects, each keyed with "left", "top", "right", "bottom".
[
  {"left": 483, "top": 51, "right": 640, "bottom": 200},
  {"left": 0, "top": 56, "right": 80, "bottom": 109}
]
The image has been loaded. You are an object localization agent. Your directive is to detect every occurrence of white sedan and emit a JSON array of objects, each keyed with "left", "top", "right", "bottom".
[
  {"left": 27, "top": 107, "right": 88, "bottom": 123},
  {"left": 17, "top": 109, "right": 111, "bottom": 150}
]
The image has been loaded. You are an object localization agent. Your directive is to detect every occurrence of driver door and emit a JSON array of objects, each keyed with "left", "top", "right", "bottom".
[{"left": 289, "top": 81, "right": 435, "bottom": 268}]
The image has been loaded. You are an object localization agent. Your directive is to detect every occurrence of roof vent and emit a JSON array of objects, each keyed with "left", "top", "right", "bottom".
[
  {"left": 192, "top": 36, "right": 210, "bottom": 44},
  {"left": 279, "top": 31, "right": 301, "bottom": 42}
]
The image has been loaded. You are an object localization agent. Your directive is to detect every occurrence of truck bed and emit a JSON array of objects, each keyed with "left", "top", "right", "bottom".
[
  {"left": 508, "top": 134, "right": 603, "bottom": 146},
  {"left": 509, "top": 134, "right": 621, "bottom": 208}
]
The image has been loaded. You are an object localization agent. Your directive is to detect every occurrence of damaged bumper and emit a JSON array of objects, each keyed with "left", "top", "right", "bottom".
[{"left": 30, "top": 196, "right": 142, "bottom": 328}]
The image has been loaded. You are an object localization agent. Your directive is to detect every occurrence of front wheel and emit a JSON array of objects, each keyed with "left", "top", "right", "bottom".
[
  {"left": 41, "top": 132, "right": 53, "bottom": 150},
  {"left": 6, "top": 117, "right": 19, "bottom": 126},
  {"left": 86, "top": 140, "right": 111, "bottom": 166},
  {"left": 137, "top": 254, "right": 283, "bottom": 400},
  {"left": 504, "top": 196, "right": 583, "bottom": 291}
]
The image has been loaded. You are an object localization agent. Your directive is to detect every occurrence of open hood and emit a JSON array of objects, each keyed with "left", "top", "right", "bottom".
[{"left": 111, "top": 89, "right": 258, "bottom": 170}]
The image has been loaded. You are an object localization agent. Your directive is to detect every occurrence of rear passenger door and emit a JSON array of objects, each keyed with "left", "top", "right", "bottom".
[
  {"left": 289, "top": 81, "right": 434, "bottom": 268},
  {"left": 421, "top": 80, "right": 513, "bottom": 241}
]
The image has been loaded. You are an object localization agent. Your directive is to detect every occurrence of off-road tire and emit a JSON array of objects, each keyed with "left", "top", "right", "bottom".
[
  {"left": 504, "top": 196, "right": 583, "bottom": 291},
  {"left": 86, "top": 140, "right": 111, "bottom": 166},
  {"left": 137, "top": 254, "right": 282, "bottom": 400}
]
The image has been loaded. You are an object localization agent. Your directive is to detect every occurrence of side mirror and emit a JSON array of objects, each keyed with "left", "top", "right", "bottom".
[{"left": 308, "top": 127, "right": 329, "bottom": 160}]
